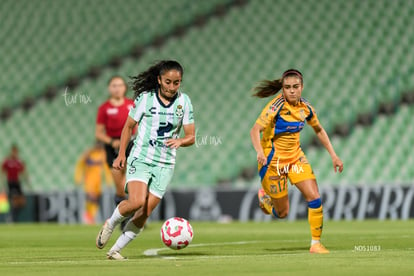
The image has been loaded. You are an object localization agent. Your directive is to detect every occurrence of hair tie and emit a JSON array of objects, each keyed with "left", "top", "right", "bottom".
[{"left": 282, "top": 70, "right": 303, "bottom": 80}]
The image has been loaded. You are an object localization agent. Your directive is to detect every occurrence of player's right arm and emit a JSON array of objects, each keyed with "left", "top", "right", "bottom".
[
  {"left": 95, "top": 105, "right": 119, "bottom": 148},
  {"left": 96, "top": 124, "right": 114, "bottom": 145},
  {"left": 250, "top": 123, "right": 267, "bottom": 166},
  {"left": 113, "top": 96, "right": 144, "bottom": 170},
  {"left": 74, "top": 152, "right": 87, "bottom": 185},
  {"left": 1, "top": 161, "right": 6, "bottom": 175},
  {"left": 112, "top": 116, "right": 137, "bottom": 170},
  {"left": 1, "top": 161, "right": 8, "bottom": 187},
  {"left": 0, "top": 162, "right": 5, "bottom": 192},
  {"left": 250, "top": 99, "right": 279, "bottom": 166}
]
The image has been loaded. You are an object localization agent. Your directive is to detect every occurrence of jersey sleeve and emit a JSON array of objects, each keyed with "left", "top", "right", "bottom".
[
  {"left": 305, "top": 104, "right": 320, "bottom": 127},
  {"left": 96, "top": 104, "right": 106, "bottom": 125},
  {"left": 128, "top": 94, "right": 146, "bottom": 122},
  {"left": 183, "top": 95, "right": 194, "bottom": 125},
  {"left": 255, "top": 99, "right": 280, "bottom": 129}
]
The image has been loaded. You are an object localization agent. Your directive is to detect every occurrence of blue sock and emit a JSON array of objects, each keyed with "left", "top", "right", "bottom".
[
  {"left": 308, "top": 198, "right": 322, "bottom": 209},
  {"left": 272, "top": 207, "right": 280, "bottom": 218}
]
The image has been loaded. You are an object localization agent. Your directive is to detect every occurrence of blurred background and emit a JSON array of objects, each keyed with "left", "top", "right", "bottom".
[{"left": 0, "top": 0, "right": 413, "bottom": 223}]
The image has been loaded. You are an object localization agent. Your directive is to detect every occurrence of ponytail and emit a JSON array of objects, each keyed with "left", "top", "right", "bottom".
[
  {"left": 252, "top": 78, "right": 283, "bottom": 98},
  {"left": 130, "top": 60, "right": 183, "bottom": 99},
  {"left": 253, "top": 68, "right": 303, "bottom": 98}
]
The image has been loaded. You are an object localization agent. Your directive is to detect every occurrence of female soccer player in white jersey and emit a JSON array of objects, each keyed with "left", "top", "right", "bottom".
[{"left": 96, "top": 60, "right": 195, "bottom": 260}]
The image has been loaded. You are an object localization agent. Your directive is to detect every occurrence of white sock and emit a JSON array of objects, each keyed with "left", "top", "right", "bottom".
[
  {"left": 108, "top": 207, "right": 126, "bottom": 229},
  {"left": 110, "top": 220, "right": 143, "bottom": 252},
  {"left": 311, "top": 239, "right": 320, "bottom": 246}
]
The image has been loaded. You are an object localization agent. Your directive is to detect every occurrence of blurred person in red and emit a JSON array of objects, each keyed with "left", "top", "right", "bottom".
[
  {"left": 75, "top": 141, "right": 113, "bottom": 224},
  {"left": 1, "top": 144, "right": 29, "bottom": 222},
  {"left": 95, "top": 76, "right": 136, "bottom": 211}
]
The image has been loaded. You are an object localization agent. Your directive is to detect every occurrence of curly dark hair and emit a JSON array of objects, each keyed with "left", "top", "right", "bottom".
[{"left": 130, "top": 60, "right": 184, "bottom": 98}]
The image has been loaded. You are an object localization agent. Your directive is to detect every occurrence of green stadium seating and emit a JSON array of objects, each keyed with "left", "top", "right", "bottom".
[
  {"left": 0, "top": 0, "right": 413, "bottom": 190},
  {"left": 306, "top": 104, "right": 414, "bottom": 185},
  {"left": 0, "top": 0, "right": 233, "bottom": 110}
]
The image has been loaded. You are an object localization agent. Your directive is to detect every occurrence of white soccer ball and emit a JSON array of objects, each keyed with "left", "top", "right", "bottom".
[{"left": 160, "top": 217, "right": 194, "bottom": 250}]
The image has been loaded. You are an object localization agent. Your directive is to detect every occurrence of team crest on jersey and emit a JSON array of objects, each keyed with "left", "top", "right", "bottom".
[
  {"left": 175, "top": 105, "right": 184, "bottom": 118},
  {"left": 299, "top": 109, "right": 306, "bottom": 120},
  {"left": 299, "top": 156, "right": 309, "bottom": 164},
  {"left": 129, "top": 166, "right": 136, "bottom": 174}
]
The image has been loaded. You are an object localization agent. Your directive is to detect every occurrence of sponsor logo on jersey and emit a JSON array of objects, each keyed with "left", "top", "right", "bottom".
[
  {"left": 149, "top": 139, "right": 168, "bottom": 148},
  {"left": 286, "top": 125, "right": 297, "bottom": 130},
  {"left": 148, "top": 107, "right": 174, "bottom": 116},
  {"left": 159, "top": 112, "right": 174, "bottom": 116},
  {"left": 107, "top": 108, "right": 119, "bottom": 115}
]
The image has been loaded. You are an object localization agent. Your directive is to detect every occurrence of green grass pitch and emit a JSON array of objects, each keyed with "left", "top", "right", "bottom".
[{"left": 0, "top": 220, "right": 413, "bottom": 275}]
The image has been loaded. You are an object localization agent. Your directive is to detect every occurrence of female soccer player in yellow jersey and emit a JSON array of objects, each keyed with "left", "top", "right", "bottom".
[{"left": 250, "top": 69, "right": 343, "bottom": 254}]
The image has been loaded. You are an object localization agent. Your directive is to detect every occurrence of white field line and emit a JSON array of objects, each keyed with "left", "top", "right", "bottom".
[
  {"left": 6, "top": 239, "right": 392, "bottom": 265},
  {"left": 143, "top": 240, "right": 262, "bottom": 257},
  {"left": 143, "top": 240, "right": 304, "bottom": 259},
  {"left": 4, "top": 240, "right": 299, "bottom": 265}
]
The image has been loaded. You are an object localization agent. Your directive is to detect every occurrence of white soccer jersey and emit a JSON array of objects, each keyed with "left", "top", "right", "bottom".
[{"left": 128, "top": 90, "right": 194, "bottom": 167}]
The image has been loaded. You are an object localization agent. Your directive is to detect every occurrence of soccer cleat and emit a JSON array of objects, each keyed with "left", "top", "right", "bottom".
[
  {"left": 107, "top": 250, "right": 127, "bottom": 260},
  {"left": 96, "top": 219, "right": 114, "bottom": 249},
  {"left": 258, "top": 188, "right": 273, "bottom": 215},
  {"left": 309, "top": 242, "right": 330, "bottom": 254}
]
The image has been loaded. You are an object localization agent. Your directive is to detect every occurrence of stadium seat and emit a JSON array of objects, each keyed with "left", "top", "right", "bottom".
[
  {"left": 0, "top": 0, "right": 413, "bottom": 190},
  {"left": 307, "top": 105, "right": 414, "bottom": 185},
  {"left": 0, "top": 0, "right": 234, "bottom": 111}
]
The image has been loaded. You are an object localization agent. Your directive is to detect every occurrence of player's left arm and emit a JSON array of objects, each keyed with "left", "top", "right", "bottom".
[
  {"left": 20, "top": 163, "right": 32, "bottom": 189},
  {"left": 165, "top": 123, "right": 195, "bottom": 149},
  {"left": 165, "top": 96, "right": 195, "bottom": 149},
  {"left": 1, "top": 161, "right": 6, "bottom": 175},
  {"left": 312, "top": 123, "right": 344, "bottom": 173},
  {"left": 0, "top": 163, "right": 5, "bottom": 192},
  {"left": 74, "top": 156, "right": 85, "bottom": 185},
  {"left": 103, "top": 162, "right": 113, "bottom": 186}
]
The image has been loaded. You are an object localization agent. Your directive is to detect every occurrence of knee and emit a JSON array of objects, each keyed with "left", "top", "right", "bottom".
[
  {"left": 277, "top": 209, "right": 289, "bottom": 219},
  {"left": 274, "top": 205, "right": 289, "bottom": 218},
  {"left": 271, "top": 196, "right": 289, "bottom": 218},
  {"left": 128, "top": 197, "right": 145, "bottom": 212}
]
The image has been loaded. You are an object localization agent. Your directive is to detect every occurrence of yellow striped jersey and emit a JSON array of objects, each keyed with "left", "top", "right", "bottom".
[{"left": 255, "top": 93, "right": 320, "bottom": 163}]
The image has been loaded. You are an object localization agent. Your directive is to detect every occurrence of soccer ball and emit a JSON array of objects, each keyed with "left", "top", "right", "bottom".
[{"left": 160, "top": 217, "right": 193, "bottom": 250}]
